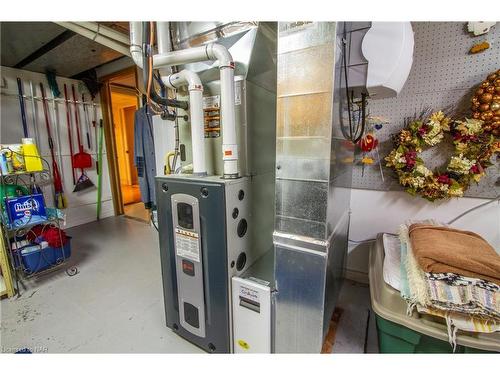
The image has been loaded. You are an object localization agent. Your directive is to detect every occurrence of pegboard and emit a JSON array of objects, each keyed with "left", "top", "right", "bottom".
[{"left": 352, "top": 22, "right": 500, "bottom": 198}]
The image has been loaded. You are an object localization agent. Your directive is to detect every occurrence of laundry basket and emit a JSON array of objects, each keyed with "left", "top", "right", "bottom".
[{"left": 369, "top": 234, "right": 500, "bottom": 353}]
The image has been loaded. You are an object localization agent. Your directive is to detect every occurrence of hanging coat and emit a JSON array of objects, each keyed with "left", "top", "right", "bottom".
[{"left": 133, "top": 105, "right": 156, "bottom": 209}]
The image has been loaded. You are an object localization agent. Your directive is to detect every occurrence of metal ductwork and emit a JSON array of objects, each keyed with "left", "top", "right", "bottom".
[{"left": 273, "top": 22, "right": 353, "bottom": 353}]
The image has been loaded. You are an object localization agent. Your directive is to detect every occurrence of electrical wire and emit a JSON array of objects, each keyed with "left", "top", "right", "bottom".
[
  {"left": 150, "top": 210, "right": 158, "bottom": 232},
  {"left": 168, "top": 22, "right": 181, "bottom": 173},
  {"left": 348, "top": 194, "right": 500, "bottom": 244},
  {"left": 339, "top": 23, "right": 367, "bottom": 144},
  {"left": 147, "top": 21, "right": 155, "bottom": 105},
  {"left": 141, "top": 22, "right": 187, "bottom": 111},
  {"left": 447, "top": 195, "right": 500, "bottom": 225}
]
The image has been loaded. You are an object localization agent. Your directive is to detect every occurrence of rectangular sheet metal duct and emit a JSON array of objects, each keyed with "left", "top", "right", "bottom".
[{"left": 273, "top": 22, "right": 353, "bottom": 353}]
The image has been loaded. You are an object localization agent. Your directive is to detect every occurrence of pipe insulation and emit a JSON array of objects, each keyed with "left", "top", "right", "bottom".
[
  {"left": 56, "top": 22, "right": 131, "bottom": 56},
  {"left": 163, "top": 70, "right": 207, "bottom": 175}
]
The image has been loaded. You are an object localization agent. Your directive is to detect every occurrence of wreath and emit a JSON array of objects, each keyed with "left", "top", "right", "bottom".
[{"left": 385, "top": 111, "right": 499, "bottom": 201}]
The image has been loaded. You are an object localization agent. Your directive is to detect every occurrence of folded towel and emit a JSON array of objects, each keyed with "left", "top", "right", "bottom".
[
  {"left": 400, "top": 222, "right": 500, "bottom": 319},
  {"left": 400, "top": 222, "right": 500, "bottom": 350},
  {"left": 409, "top": 224, "right": 500, "bottom": 284}
]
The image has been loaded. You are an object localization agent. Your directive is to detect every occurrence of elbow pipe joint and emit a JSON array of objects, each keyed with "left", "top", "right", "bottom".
[
  {"left": 206, "top": 43, "right": 234, "bottom": 69},
  {"left": 130, "top": 45, "right": 143, "bottom": 69},
  {"left": 164, "top": 70, "right": 203, "bottom": 92}
]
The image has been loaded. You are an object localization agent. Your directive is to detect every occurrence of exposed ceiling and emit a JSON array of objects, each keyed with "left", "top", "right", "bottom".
[{"left": 1, "top": 22, "right": 127, "bottom": 78}]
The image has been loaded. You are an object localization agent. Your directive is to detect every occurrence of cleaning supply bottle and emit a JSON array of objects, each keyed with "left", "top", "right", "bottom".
[
  {"left": 0, "top": 152, "right": 9, "bottom": 174},
  {"left": 22, "top": 138, "right": 43, "bottom": 172}
]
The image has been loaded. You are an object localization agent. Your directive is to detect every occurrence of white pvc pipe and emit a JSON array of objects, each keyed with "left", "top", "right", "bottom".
[
  {"left": 156, "top": 22, "right": 172, "bottom": 77},
  {"left": 218, "top": 66, "right": 238, "bottom": 176},
  {"left": 129, "top": 21, "right": 143, "bottom": 69},
  {"left": 156, "top": 22, "right": 171, "bottom": 54},
  {"left": 129, "top": 22, "right": 239, "bottom": 177},
  {"left": 56, "top": 22, "right": 131, "bottom": 56},
  {"left": 162, "top": 70, "right": 206, "bottom": 175},
  {"left": 153, "top": 46, "right": 209, "bottom": 68}
]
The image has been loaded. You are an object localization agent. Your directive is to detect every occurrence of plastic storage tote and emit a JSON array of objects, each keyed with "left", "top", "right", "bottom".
[
  {"left": 14, "top": 239, "right": 71, "bottom": 274},
  {"left": 369, "top": 234, "right": 499, "bottom": 353}
]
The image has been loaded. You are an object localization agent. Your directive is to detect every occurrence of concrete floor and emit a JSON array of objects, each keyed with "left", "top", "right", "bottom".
[
  {"left": 1, "top": 216, "right": 202, "bottom": 353},
  {"left": 1, "top": 216, "right": 377, "bottom": 353},
  {"left": 333, "top": 280, "right": 379, "bottom": 353}
]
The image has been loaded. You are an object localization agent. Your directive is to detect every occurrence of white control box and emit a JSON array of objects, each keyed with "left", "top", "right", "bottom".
[{"left": 232, "top": 276, "right": 272, "bottom": 353}]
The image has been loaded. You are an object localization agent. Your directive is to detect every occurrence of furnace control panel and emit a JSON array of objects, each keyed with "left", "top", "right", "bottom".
[{"left": 171, "top": 194, "right": 206, "bottom": 338}]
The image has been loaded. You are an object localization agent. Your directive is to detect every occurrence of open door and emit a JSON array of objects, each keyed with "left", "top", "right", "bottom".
[{"left": 100, "top": 68, "right": 150, "bottom": 223}]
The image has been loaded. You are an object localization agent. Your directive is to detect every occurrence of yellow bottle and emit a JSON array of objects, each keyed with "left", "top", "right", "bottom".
[{"left": 22, "top": 138, "right": 43, "bottom": 172}]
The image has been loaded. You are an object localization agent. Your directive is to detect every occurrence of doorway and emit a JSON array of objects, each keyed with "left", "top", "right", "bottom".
[{"left": 100, "top": 68, "right": 150, "bottom": 223}]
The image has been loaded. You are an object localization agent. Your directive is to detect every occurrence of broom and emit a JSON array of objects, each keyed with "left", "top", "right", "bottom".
[{"left": 71, "top": 84, "right": 95, "bottom": 192}]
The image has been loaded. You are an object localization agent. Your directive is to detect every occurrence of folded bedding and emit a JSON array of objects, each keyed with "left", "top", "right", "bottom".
[
  {"left": 398, "top": 221, "right": 500, "bottom": 349},
  {"left": 408, "top": 224, "right": 500, "bottom": 284}
]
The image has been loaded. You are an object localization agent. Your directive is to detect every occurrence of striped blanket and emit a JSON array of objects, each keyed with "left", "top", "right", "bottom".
[{"left": 399, "top": 221, "right": 500, "bottom": 349}]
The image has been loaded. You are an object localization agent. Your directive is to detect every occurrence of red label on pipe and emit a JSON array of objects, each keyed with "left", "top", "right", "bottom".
[{"left": 224, "top": 150, "right": 232, "bottom": 156}]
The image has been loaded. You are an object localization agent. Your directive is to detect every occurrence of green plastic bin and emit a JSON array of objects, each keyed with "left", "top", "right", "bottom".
[{"left": 369, "top": 234, "right": 500, "bottom": 354}]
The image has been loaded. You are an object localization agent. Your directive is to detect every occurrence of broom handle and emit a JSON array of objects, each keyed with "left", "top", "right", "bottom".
[
  {"left": 16, "top": 78, "right": 29, "bottom": 137},
  {"left": 63, "top": 84, "right": 77, "bottom": 184},
  {"left": 40, "top": 83, "right": 63, "bottom": 192},
  {"left": 71, "top": 84, "right": 83, "bottom": 152},
  {"left": 82, "top": 93, "right": 92, "bottom": 149}
]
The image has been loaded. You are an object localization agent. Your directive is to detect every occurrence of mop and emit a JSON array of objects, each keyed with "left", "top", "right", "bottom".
[{"left": 71, "top": 84, "right": 95, "bottom": 192}]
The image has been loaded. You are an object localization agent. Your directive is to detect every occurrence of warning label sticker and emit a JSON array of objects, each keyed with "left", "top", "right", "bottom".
[
  {"left": 175, "top": 228, "right": 200, "bottom": 262},
  {"left": 234, "top": 81, "right": 242, "bottom": 106},
  {"left": 203, "top": 95, "right": 220, "bottom": 109},
  {"left": 239, "top": 285, "right": 260, "bottom": 304}
]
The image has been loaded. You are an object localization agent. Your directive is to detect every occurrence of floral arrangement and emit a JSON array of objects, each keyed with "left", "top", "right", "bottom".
[{"left": 385, "top": 111, "right": 499, "bottom": 201}]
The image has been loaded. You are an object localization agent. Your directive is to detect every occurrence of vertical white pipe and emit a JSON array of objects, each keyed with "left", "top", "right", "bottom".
[
  {"left": 189, "top": 89, "right": 206, "bottom": 175},
  {"left": 129, "top": 22, "right": 143, "bottom": 68},
  {"left": 157, "top": 22, "right": 171, "bottom": 54},
  {"left": 219, "top": 67, "right": 238, "bottom": 176},
  {"left": 162, "top": 70, "right": 207, "bottom": 175},
  {"left": 156, "top": 22, "right": 172, "bottom": 77}
]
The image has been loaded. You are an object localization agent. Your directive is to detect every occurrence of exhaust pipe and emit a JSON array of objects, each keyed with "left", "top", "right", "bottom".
[
  {"left": 129, "top": 22, "right": 239, "bottom": 178},
  {"left": 163, "top": 70, "right": 207, "bottom": 176}
]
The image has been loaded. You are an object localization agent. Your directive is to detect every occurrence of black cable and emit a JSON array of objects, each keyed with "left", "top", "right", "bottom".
[
  {"left": 339, "top": 23, "right": 367, "bottom": 144},
  {"left": 150, "top": 210, "right": 158, "bottom": 232},
  {"left": 141, "top": 22, "right": 187, "bottom": 110}
]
